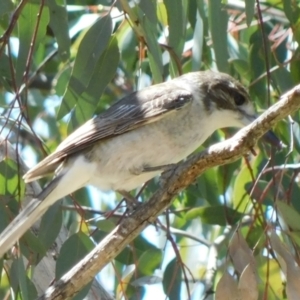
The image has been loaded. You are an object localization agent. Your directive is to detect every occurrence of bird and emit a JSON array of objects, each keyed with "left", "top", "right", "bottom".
[{"left": 0, "top": 70, "right": 267, "bottom": 258}]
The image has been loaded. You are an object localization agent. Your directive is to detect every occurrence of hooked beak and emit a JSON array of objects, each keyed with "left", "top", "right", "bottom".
[
  {"left": 263, "top": 130, "right": 285, "bottom": 149},
  {"left": 243, "top": 113, "right": 284, "bottom": 150}
]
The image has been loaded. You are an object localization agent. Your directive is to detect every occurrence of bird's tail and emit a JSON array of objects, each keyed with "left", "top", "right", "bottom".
[
  {"left": 0, "top": 175, "right": 63, "bottom": 258},
  {"left": 0, "top": 157, "right": 91, "bottom": 258}
]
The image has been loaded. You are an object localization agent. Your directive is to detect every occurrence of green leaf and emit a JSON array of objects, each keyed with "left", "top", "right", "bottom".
[
  {"left": 57, "top": 14, "right": 113, "bottom": 120},
  {"left": 232, "top": 59, "right": 250, "bottom": 78},
  {"left": 289, "top": 232, "right": 300, "bottom": 248},
  {"left": 272, "top": 68, "right": 294, "bottom": 94},
  {"left": 208, "top": 0, "right": 229, "bottom": 72},
  {"left": 96, "top": 219, "right": 116, "bottom": 233},
  {"left": 163, "top": 0, "right": 187, "bottom": 75},
  {"left": 67, "top": 34, "right": 120, "bottom": 131},
  {"left": 0, "top": 258, "right": 3, "bottom": 284},
  {"left": 38, "top": 201, "right": 62, "bottom": 250},
  {"left": 0, "top": 201, "right": 10, "bottom": 233},
  {"left": 192, "top": 12, "right": 203, "bottom": 71},
  {"left": 163, "top": 0, "right": 186, "bottom": 54},
  {"left": 0, "top": 0, "right": 14, "bottom": 18},
  {"left": 162, "top": 258, "right": 182, "bottom": 299},
  {"left": 20, "top": 229, "right": 47, "bottom": 262},
  {"left": 245, "top": 0, "right": 255, "bottom": 27},
  {"left": 56, "top": 232, "right": 94, "bottom": 299},
  {"left": 186, "top": 205, "right": 244, "bottom": 226},
  {"left": 244, "top": 180, "right": 273, "bottom": 207},
  {"left": 10, "top": 259, "right": 19, "bottom": 295},
  {"left": 137, "top": 249, "right": 163, "bottom": 275},
  {"left": 56, "top": 232, "right": 94, "bottom": 278},
  {"left": 9, "top": 258, "right": 37, "bottom": 299},
  {"left": 140, "top": 11, "right": 163, "bottom": 83},
  {"left": 0, "top": 53, "right": 12, "bottom": 91},
  {"left": 282, "top": 0, "right": 300, "bottom": 25},
  {"left": 139, "top": 0, "right": 157, "bottom": 24},
  {"left": 55, "top": 232, "right": 94, "bottom": 300},
  {"left": 114, "top": 246, "right": 134, "bottom": 265},
  {"left": 47, "top": 0, "right": 70, "bottom": 61},
  {"left": 233, "top": 166, "right": 252, "bottom": 213},
  {"left": 277, "top": 201, "right": 300, "bottom": 231},
  {"left": 0, "top": 158, "right": 25, "bottom": 200},
  {"left": 70, "top": 14, "right": 112, "bottom": 88},
  {"left": 18, "top": 257, "right": 29, "bottom": 300},
  {"left": 197, "top": 168, "right": 220, "bottom": 206},
  {"left": 16, "top": 3, "right": 50, "bottom": 86}
]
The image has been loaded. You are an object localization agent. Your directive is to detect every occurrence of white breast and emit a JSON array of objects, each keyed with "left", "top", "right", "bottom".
[{"left": 87, "top": 98, "right": 217, "bottom": 191}]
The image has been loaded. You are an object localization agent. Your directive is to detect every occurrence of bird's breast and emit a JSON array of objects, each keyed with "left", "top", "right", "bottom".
[{"left": 87, "top": 103, "right": 213, "bottom": 191}]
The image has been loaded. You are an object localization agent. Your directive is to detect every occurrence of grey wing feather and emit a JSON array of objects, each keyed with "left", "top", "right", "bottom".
[{"left": 23, "top": 85, "right": 193, "bottom": 182}]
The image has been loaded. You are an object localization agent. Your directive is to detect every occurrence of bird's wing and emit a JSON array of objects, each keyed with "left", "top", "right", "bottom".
[{"left": 24, "top": 84, "right": 193, "bottom": 181}]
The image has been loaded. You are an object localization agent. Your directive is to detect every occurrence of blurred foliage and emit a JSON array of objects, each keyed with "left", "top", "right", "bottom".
[{"left": 0, "top": 0, "right": 300, "bottom": 299}]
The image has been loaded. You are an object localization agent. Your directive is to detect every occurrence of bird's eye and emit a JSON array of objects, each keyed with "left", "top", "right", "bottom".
[{"left": 233, "top": 92, "right": 246, "bottom": 106}]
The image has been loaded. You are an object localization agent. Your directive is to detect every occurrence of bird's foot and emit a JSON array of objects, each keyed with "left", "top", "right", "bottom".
[
  {"left": 118, "top": 190, "right": 141, "bottom": 212},
  {"left": 142, "top": 163, "right": 177, "bottom": 173}
]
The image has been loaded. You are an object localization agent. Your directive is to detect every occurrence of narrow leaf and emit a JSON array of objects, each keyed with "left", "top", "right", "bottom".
[
  {"left": 162, "top": 258, "right": 182, "bottom": 299},
  {"left": 57, "top": 14, "right": 113, "bottom": 120},
  {"left": 245, "top": 0, "right": 255, "bottom": 27},
  {"left": 208, "top": 0, "right": 229, "bottom": 72},
  {"left": 67, "top": 34, "right": 120, "bottom": 131},
  {"left": 47, "top": 0, "right": 70, "bottom": 61},
  {"left": 277, "top": 201, "right": 300, "bottom": 231},
  {"left": 16, "top": 3, "right": 49, "bottom": 86},
  {"left": 0, "top": 0, "right": 14, "bottom": 18},
  {"left": 137, "top": 249, "right": 163, "bottom": 275},
  {"left": 186, "top": 205, "right": 244, "bottom": 226}
]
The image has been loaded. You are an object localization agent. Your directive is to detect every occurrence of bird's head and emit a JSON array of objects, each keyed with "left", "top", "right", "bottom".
[
  {"left": 180, "top": 71, "right": 282, "bottom": 148},
  {"left": 191, "top": 71, "right": 256, "bottom": 128}
]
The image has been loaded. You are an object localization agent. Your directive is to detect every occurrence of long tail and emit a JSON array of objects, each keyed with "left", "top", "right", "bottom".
[
  {"left": 0, "top": 156, "right": 91, "bottom": 258},
  {"left": 0, "top": 175, "right": 64, "bottom": 258}
]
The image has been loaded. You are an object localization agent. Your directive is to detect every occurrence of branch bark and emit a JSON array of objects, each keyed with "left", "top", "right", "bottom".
[{"left": 36, "top": 84, "right": 300, "bottom": 299}]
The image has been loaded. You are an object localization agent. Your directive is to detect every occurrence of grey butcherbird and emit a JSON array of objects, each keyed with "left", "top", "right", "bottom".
[{"left": 0, "top": 71, "right": 277, "bottom": 258}]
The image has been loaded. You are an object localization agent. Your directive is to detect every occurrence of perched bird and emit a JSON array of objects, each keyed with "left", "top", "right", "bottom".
[{"left": 0, "top": 71, "right": 269, "bottom": 257}]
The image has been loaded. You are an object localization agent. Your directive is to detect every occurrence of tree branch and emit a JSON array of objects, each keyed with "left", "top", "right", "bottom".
[{"left": 39, "top": 84, "right": 300, "bottom": 299}]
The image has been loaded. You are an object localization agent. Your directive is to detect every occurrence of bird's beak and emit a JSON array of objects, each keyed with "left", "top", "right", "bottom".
[
  {"left": 263, "top": 130, "right": 285, "bottom": 149},
  {"left": 243, "top": 113, "right": 284, "bottom": 150}
]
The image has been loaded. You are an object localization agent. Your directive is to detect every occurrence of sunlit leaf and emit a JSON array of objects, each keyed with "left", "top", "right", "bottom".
[
  {"left": 0, "top": 158, "right": 25, "bottom": 200},
  {"left": 277, "top": 201, "right": 300, "bottom": 231},
  {"left": 137, "top": 249, "right": 163, "bottom": 275}
]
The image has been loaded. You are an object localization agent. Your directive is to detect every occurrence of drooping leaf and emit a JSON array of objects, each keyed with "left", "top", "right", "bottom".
[
  {"left": 277, "top": 201, "right": 300, "bottom": 231},
  {"left": 0, "top": 0, "right": 14, "bottom": 18},
  {"left": 38, "top": 201, "right": 62, "bottom": 250},
  {"left": 208, "top": 0, "right": 229, "bottom": 72},
  {"left": 245, "top": 0, "right": 255, "bottom": 27},
  {"left": 0, "top": 158, "right": 25, "bottom": 200},
  {"left": 57, "top": 14, "right": 113, "bottom": 120},
  {"left": 137, "top": 248, "right": 163, "bottom": 275},
  {"left": 186, "top": 205, "right": 244, "bottom": 225},
  {"left": 47, "top": 0, "right": 70, "bottom": 61},
  {"left": 162, "top": 258, "right": 182, "bottom": 300},
  {"left": 67, "top": 34, "right": 120, "bottom": 131},
  {"left": 56, "top": 232, "right": 94, "bottom": 299},
  {"left": 16, "top": 3, "right": 50, "bottom": 86}
]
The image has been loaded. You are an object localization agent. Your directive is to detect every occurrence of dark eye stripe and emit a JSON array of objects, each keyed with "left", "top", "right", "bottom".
[{"left": 233, "top": 91, "right": 246, "bottom": 106}]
